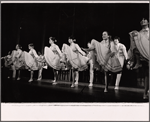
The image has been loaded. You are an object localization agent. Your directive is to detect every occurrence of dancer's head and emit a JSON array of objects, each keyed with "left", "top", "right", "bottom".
[
  {"left": 28, "top": 43, "right": 34, "bottom": 50},
  {"left": 49, "top": 37, "right": 57, "bottom": 45},
  {"left": 114, "top": 36, "right": 120, "bottom": 45},
  {"left": 16, "top": 44, "right": 22, "bottom": 50},
  {"left": 68, "top": 36, "right": 75, "bottom": 44},
  {"left": 140, "top": 18, "right": 149, "bottom": 28},
  {"left": 102, "top": 31, "right": 109, "bottom": 40}
]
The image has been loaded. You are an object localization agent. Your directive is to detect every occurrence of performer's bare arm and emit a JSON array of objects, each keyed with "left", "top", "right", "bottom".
[{"left": 75, "top": 44, "right": 86, "bottom": 56}]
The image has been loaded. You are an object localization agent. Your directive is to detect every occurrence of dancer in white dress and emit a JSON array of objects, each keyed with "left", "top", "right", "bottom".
[
  {"left": 2, "top": 44, "right": 24, "bottom": 80},
  {"left": 12, "top": 44, "right": 24, "bottom": 80},
  {"left": 82, "top": 41, "right": 101, "bottom": 87},
  {"left": 62, "top": 36, "right": 89, "bottom": 87},
  {"left": 127, "top": 19, "right": 149, "bottom": 99},
  {"left": 44, "top": 37, "right": 64, "bottom": 84},
  {"left": 27, "top": 43, "right": 45, "bottom": 82},
  {"left": 83, "top": 31, "right": 122, "bottom": 92},
  {"left": 111, "top": 36, "right": 128, "bottom": 90}
]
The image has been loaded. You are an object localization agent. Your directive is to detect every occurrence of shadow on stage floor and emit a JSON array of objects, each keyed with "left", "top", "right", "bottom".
[{"left": 1, "top": 76, "right": 149, "bottom": 103}]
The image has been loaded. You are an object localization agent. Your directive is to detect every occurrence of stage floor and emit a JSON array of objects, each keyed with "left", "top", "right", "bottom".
[{"left": 1, "top": 77, "right": 149, "bottom": 103}]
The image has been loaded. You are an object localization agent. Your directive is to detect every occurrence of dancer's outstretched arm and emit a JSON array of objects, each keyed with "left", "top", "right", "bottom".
[
  {"left": 75, "top": 44, "right": 86, "bottom": 56},
  {"left": 82, "top": 47, "right": 94, "bottom": 52},
  {"left": 32, "top": 49, "right": 39, "bottom": 58},
  {"left": 83, "top": 39, "right": 96, "bottom": 52},
  {"left": 122, "top": 45, "right": 128, "bottom": 60},
  {"left": 55, "top": 45, "right": 62, "bottom": 57}
]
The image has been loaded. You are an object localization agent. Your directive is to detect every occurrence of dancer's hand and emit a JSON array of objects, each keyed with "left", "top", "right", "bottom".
[
  {"left": 126, "top": 63, "right": 131, "bottom": 70},
  {"left": 82, "top": 48, "right": 91, "bottom": 53},
  {"left": 1, "top": 57, "right": 5, "bottom": 60}
]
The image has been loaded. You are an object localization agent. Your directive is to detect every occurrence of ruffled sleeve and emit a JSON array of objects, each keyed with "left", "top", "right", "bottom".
[
  {"left": 75, "top": 44, "right": 86, "bottom": 56},
  {"left": 31, "top": 49, "right": 39, "bottom": 58},
  {"left": 121, "top": 44, "right": 128, "bottom": 60}
]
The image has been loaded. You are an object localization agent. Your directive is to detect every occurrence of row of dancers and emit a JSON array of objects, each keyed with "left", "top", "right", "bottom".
[{"left": 2, "top": 18, "right": 149, "bottom": 99}]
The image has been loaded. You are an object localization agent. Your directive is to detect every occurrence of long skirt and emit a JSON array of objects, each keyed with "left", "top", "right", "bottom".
[
  {"left": 116, "top": 56, "right": 125, "bottom": 68},
  {"left": 90, "top": 39, "right": 122, "bottom": 73},
  {"left": 129, "top": 30, "right": 149, "bottom": 61},
  {"left": 4, "top": 57, "right": 13, "bottom": 70},
  {"left": 61, "top": 44, "right": 88, "bottom": 71},
  {"left": 13, "top": 52, "right": 26, "bottom": 70},
  {"left": 24, "top": 51, "right": 44, "bottom": 71},
  {"left": 4, "top": 50, "right": 17, "bottom": 69},
  {"left": 44, "top": 46, "right": 65, "bottom": 70}
]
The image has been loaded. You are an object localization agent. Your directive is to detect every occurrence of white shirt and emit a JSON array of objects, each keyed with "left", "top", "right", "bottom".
[
  {"left": 70, "top": 42, "right": 86, "bottom": 56},
  {"left": 112, "top": 43, "right": 128, "bottom": 60},
  {"left": 29, "top": 48, "right": 39, "bottom": 58},
  {"left": 50, "top": 43, "right": 62, "bottom": 57}
]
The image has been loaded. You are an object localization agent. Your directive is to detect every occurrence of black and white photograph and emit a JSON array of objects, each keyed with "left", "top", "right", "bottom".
[{"left": 1, "top": 1, "right": 149, "bottom": 121}]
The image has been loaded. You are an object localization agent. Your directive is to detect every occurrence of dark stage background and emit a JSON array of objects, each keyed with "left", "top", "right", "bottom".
[
  {"left": 2, "top": 3, "right": 149, "bottom": 55},
  {"left": 1, "top": 3, "right": 149, "bottom": 87}
]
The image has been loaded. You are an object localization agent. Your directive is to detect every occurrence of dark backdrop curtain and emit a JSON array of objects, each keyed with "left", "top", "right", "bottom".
[{"left": 1, "top": 3, "right": 149, "bottom": 87}]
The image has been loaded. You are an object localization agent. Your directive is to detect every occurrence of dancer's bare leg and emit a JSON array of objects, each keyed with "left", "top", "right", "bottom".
[
  {"left": 71, "top": 69, "right": 76, "bottom": 87},
  {"left": 37, "top": 68, "right": 43, "bottom": 81},
  {"left": 104, "top": 71, "right": 109, "bottom": 92},
  {"left": 29, "top": 71, "right": 34, "bottom": 82},
  {"left": 52, "top": 69, "right": 58, "bottom": 84},
  {"left": 114, "top": 57, "right": 124, "bottom": 89},
  {"left": 74, "top": 71, "right": 79, "bottom": 85},
  {"left": 12, "top": 65, "right": 16, "bottom": 80},
  {"left": 114, "top": 73, "right": 122, "bottom": 90},
  {"left": 89, "top": 60, "right": 94, "bottom": 87},
  {"left": 17, "top": 70, "right": 21, "bottom": 80}
]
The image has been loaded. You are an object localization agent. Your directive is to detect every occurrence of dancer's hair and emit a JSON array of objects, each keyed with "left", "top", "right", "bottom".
[
  {"left": 68, "top": 36, "right": 75, "bottom": 40},
  {"left": 28, "top": 43, "right": 34, "bottom": 48},
  {"left": 69, "top": 36, "right": 76, "bottom": 42},
  {"left": 16, "top": 44, "right": 22, "bottom": 49},
  {"left": 49, "top": 37, "right": 57, "bottom": 43},
  {"left": 114, "top": 36, "right": 120, "bottom": 41}
]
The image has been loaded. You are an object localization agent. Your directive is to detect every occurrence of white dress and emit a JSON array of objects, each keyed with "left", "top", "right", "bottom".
[
  {"left": 90, "top": 39, "right": 122, "bottom": 73},
  {"left": 111, "top": 42, "right": 128, "bottom": 68},
  {"left": 24, "top": 49, "right": 43, "bottom": 71},
  {"left": 44, "top": 43, "right": 65, "bottom": 70},
  {"left": 128, "top": 27, "right": 149, "bottom": 61},
  {"left": 13, "top": 49, "right": 25, "bottom": 70},
  {"left": 62, "top": 42, "right": 88, "bottom": 71}
]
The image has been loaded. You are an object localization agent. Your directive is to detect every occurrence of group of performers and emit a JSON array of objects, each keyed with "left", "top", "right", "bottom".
[{"left": 2, "top": 18, "right": 149, "bottom": 99}]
